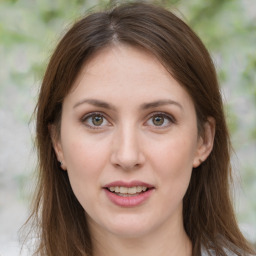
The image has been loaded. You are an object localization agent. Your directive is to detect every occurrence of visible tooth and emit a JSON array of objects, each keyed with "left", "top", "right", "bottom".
[
  {"left": 119, "top": 187, "right": 128, "bottom": 193},
  {"left": 136, "top": 186, "right": 143, "bottom": 193},
  {"left": 109, "top": 186, "right": 149, "bottom": 194},
  {"left": 128, "top": 187, "right": 137, "bottom": 194}
]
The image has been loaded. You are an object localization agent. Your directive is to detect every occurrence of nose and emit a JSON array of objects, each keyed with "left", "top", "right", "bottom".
[{"left": 110, "top": 124, "right": 145, "bottom": 171}]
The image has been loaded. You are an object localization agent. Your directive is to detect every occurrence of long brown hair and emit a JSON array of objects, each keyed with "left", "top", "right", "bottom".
[{"left": 25, "top": 2, "right": 255, "bottom": 256}]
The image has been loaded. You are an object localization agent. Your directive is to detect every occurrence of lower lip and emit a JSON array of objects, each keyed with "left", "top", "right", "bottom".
[{"left": 104, "top": 189, "right": 154, "bottom": 207}]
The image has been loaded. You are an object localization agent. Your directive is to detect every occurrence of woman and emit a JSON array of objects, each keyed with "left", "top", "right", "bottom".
[{"left": 26, "top": 2, "right": 255, "bottom": 256}]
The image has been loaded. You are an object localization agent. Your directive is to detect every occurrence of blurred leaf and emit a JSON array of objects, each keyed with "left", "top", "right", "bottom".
[
  {"left": 40, "top": 9, "right": 62, "bottom": 23},
  {"left": 0, "top": 27, "right": 33, "bottom": 46},
  {"left": 225, "top": 104, "right": 239, "bottom": 135},
  {"left": 218, "top": 69, "right": 227, "bottom": 83}
]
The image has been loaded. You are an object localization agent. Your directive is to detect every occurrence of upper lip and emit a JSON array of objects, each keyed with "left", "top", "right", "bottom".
[{"left": 104, "top": 180, "right": 154, "bottom": 188}]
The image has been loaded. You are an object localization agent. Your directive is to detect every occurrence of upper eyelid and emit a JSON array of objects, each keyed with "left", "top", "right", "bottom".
[
  {"left": 146, "top": 111, "right": 176, "bottom": 122},
  {"left": 81, "top": 111, "right": 110, "bottom": 121},
  {"left": 80, "top": 112, "right": 112, "bottom": 129},
  {"left": 80, "top": 111, "right": 176, "bottom": 125}
]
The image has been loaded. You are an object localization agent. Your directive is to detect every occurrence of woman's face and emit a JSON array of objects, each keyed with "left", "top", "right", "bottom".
[{"left": 52, "top": 45, "right": 213, "bottom": 238}]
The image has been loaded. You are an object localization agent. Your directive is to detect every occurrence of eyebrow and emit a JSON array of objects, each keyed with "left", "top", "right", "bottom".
[
  {"left": 73, "top": 98, "right": 183, "bottom": 111},
  {"left": 73, "top": 99, "right": 116, "bottom": 110},
  {"left": 140, "top": 99, "right": 183, "bottom": 110}
]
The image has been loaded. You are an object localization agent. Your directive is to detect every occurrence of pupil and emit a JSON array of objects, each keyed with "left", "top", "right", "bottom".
[
  {"left": 92, "top": 115, "right": 103, "bottom": 126},
  {"left": 153, "top": 116, "right": 164, "bottom": 126}
]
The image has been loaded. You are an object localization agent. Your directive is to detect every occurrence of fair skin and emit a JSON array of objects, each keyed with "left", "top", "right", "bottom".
[{"left": 52, "top": 44, "right": 215, "bottom": 256}]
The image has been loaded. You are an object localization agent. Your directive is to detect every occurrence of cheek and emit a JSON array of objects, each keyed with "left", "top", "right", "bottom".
[
  {"left": 151, "top": 135, "right": 197, "bottom": 166},
  {"left": 61, "top": 124, "right": 110, "bottom": 170},
  {"left": 149, "top": 136, "right": 196, "bottom": 190},
  {"left": 61, "top": 132, "right": 110, "bottom": 197},
  {"left": 62, "top": 139, "right": 109, "bottom": 213}
]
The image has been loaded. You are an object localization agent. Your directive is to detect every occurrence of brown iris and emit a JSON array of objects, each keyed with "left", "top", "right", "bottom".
[
  {"left": 92, "top": 115, "right": 104, "bottom": 126},
  {"left": 152, "top": 115, "right": 164, "bottom": 126}
]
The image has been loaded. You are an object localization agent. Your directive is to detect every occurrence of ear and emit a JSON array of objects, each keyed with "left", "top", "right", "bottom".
[
  {"left": 193, "top": 117, "right": 215, "bottom": 168},
  {"left": 48, "top": 124, "right": 67, "bottom": 170}
]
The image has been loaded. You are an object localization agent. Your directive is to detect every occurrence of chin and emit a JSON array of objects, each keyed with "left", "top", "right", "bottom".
[
  {"left": 110, "top": 227, "right": 151, "bottom": 239},
  {"left": 105, "top": 215, "right": 156, "bottom": 238}
]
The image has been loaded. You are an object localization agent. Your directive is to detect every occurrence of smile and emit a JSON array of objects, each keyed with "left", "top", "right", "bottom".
[
  {"left": 104, "top": 181, "right": 155, "bottom": 207},
  {"left": 108, "top": 186, "right": 148, "bottom": 196}
]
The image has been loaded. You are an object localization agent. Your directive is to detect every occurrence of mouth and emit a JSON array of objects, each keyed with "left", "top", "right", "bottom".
[
  {"left": 106, "top": 185, "right": 152, "bottom": 197},
  {"left": 103, "top": 181, "right": 155, "bottom": 206}
]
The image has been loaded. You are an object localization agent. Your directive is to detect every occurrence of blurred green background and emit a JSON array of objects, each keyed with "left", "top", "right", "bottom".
[{"left": 0, "top": 0, "right": 255, "bottom": 254}]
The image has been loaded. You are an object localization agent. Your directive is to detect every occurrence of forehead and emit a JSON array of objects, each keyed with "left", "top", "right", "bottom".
[
  {"left": 80, "top": 44, "right": 168, "bottom": 81},
  {"left": 64, "top": 44, "right": 194, "bottom": 111}
]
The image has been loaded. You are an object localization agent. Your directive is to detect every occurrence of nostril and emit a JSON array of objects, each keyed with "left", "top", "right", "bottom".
[{"left": 110, "top": 135, "right": 145, "bottom": 170}]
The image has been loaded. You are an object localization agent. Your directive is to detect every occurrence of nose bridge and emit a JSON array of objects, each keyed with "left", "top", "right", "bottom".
[{"left": 111, "top": 121, "right": 144, "bottom": 170}]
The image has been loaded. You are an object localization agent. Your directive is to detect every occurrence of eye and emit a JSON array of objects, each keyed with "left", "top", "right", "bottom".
[
  {"left": 82, "top": 113, "right": 110, "bottom": 129},
  {"left": 145, "top": 113, "right": 175, "bottom": 128}
]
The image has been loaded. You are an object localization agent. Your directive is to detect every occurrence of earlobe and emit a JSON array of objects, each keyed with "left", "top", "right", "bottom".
[
  {"left": 48, "top": 124, "right": 67, "bottom": 170},
  {"left": 193, "top": 117, "right": 215, "bottom": 168}
]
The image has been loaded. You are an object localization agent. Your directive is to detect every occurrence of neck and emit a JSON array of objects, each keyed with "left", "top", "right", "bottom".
[{"left": 89, "top": 214, "right": 192, "bottom": 256}]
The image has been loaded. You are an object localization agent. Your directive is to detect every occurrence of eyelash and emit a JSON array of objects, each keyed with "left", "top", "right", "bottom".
[
  {"left": 145, "top": 112, "right": 176, "bottom": 128},
  {"left": 81, "top": 112, "right": 111, "bottom": 130},
  {"left": 81, "top": 112, "right": 176, "bottom": 129}
]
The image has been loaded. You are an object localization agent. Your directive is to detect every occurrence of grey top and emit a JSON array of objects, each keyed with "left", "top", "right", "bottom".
[
  {"left": 201, "top": 248, "right": 215, "bottom": 256},
  {"left": 201, "top": 247, "right": 253, "bottom": 256},
  {"left": 201, "top": 247, "right": 233, "bottom": 256}
]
